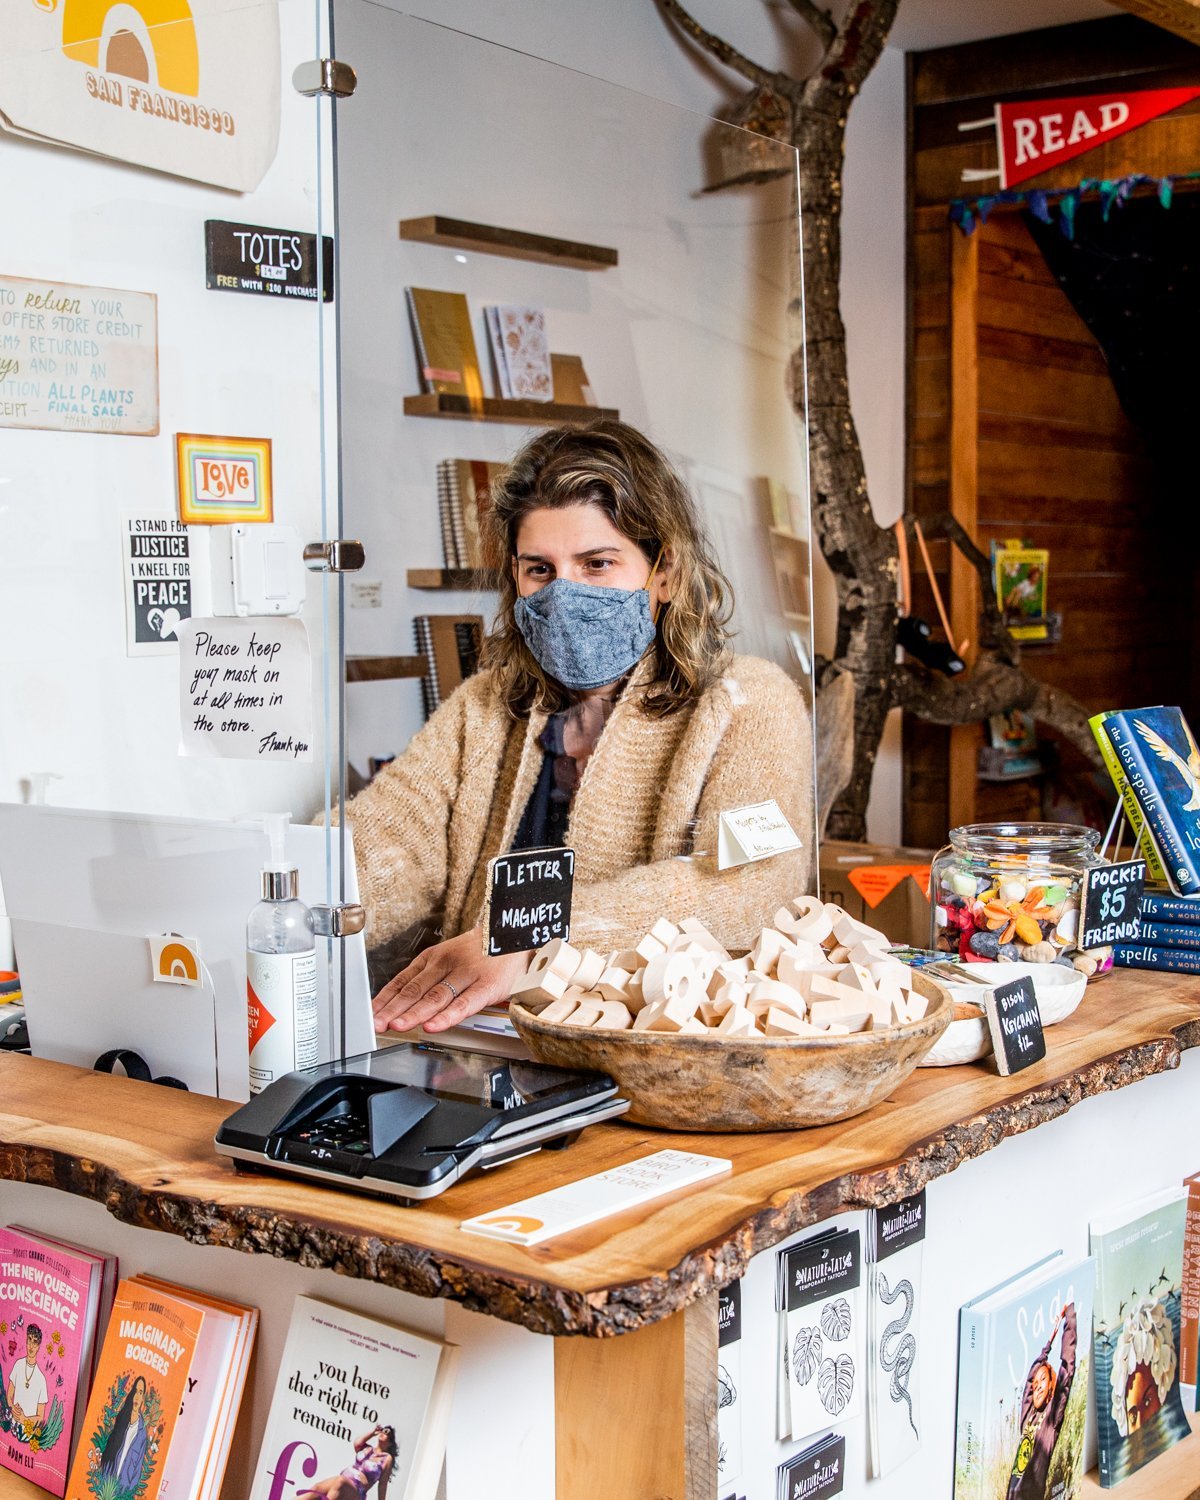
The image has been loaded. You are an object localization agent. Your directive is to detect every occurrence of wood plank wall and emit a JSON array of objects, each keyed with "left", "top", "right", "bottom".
[{"left": 903, "top": 16, "right": 1200, "bottom": 849}]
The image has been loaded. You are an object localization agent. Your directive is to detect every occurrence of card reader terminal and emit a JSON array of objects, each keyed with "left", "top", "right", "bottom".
[{"left": 214, "top": 1042, "right": 629, "bottom": 1200}]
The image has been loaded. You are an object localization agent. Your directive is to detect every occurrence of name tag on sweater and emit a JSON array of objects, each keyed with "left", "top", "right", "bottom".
[{"left": 718, "top": 799, "right": 802, "bottom": 870}]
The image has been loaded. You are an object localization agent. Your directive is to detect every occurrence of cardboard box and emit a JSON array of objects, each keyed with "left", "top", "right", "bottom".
[{"left": 818, "top": 841, "right": 935, "bottom": 948}]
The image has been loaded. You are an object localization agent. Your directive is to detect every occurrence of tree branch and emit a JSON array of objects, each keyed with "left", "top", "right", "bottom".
[
  {"left": 783, "top": 0, "right": 838, "bottom": 56},
  {"left": 656, "top": 0, "right": 794, "bottom": 94},
  {"left": 805, "top": 0, "right": 901, "bottom": 105},
  {"left": 910, "top": 510, "right": 1019, "bottom": 664}
]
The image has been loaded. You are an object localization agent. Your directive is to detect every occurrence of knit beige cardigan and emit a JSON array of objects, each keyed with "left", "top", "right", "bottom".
[{"left": 337, "top": 652, "right": 814, "bottom": 956}]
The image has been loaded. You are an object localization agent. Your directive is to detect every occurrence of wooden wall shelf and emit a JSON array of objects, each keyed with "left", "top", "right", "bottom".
[
  {"left": 345, "top": 655, "right": 426, "bottom": 682},
  {"left": 407, "top": 567, "right": 501, "bottom": 590},
  {"left": 404, "top": 393, "right": 617, "bottom": 427},
  {"left": 399, "top": 215, "right": 618, "bottom": 271}
]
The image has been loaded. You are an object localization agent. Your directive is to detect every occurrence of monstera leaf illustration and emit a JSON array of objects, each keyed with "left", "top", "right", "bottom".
[
  {"left": 717, "top": 1364, "right": 737, "bottom": 1409},
  {"left": 820, "top": 1296, "right": 852, "bottom": 1341},
  {"left": 818, "top": 1353, "right": 855, "bottom": 1415},
  {"left": 792, "top": 1325, "right": 823, "bottom": 1386}
]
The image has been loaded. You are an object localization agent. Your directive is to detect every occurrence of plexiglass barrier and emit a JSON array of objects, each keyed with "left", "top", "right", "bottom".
[
  {"left": 328, "top": 3, "right": 817, "bottom": 994},
  {"left": 0, "top": 0, "right": 354, "bottom": 1095}
]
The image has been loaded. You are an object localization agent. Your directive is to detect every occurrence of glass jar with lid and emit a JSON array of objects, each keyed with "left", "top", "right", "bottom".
[{"left": 930, "top": 823, "right": 1110, "bottom": 971}]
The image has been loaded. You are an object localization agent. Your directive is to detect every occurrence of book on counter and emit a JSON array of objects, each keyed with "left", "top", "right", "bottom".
[
  {"left": 1092, "top": 706, "right": 1200, "bottom": 897},
  {"left": 1089, "top": 712, "right": 1168, "bottom": 886},
  {"left": 1140, "top": 890, "right": 1200, "bottom": 924},
  {"left": 776, "top": 1214, "right": 866, "bottom": 1446},
  {"left": 0, "top": 1227, "right": 116, "bottom": 1496},
  {"left": 65, "top": 1275, "right": 204, "bottom": 1500},
  {"left": 406, "top": 287, "right": 483, "bottom": 403},
  {"left": 953, "top": 1249, "right": 1093, "bottom": 1500},
  {"left": 1111, "top": 944, "right": 1200, "bottom": 975},
  {"left": 131, "top": 1276, "right": 257, "bottom": 1500},
  {"left": 1182, "top": 1169, "right": 1200, "bottom": 1408},
  {"left": 247, "top": 1293, "right": 459, "bottom": 1500},
  {"left": 1133, "top": 921, "right": 1200, "bottom": 951},
  {"left": 1090, "top": 1185, "right": 1191, "bottom": 1487},
  {"left": 867, "top": 1191, "right": 925, "bottom": 1479}
]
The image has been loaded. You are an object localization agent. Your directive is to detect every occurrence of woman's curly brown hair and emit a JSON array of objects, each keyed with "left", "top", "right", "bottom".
[{"left": 479, "top": 420, "right": 733, "bottom": 717}]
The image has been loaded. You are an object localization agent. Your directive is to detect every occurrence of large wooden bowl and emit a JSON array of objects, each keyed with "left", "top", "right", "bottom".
[{"left": 510, "top": 971, "right": 953, "bottom": 1132}]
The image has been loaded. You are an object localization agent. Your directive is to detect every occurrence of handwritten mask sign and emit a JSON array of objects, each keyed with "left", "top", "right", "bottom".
[
  {"left": 485, "top": 847, "right": 574, "bottom": 956},
  {"left": 1080, "top": 859, "right": 1146, "bottom": 950},
  {"left": 0, "top": 276, "right": 157, "bottom": 435},
  {"left": 717, "top": 799, "right": 802, "bottom": 871},
  {"left": 984, "top": 976, "right": 1046, "bottom": 1076},
  {"left": 178, "top": 617, "right": 312, "bottom": 761},
  {"left": 0, "top": 0, "right": 281, "bottom": 192}
]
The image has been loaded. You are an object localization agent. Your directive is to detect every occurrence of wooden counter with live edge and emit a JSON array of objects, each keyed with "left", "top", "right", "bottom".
[{"left": 2, "top": 968, "right": 1198, "bottom": 1500}]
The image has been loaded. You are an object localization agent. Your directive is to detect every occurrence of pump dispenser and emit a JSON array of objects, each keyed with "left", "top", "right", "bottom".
[{"left": 246, "top": 813, "right": 317, "bottom": 1095}]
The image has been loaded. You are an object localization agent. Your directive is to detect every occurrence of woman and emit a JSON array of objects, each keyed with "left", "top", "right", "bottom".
[
  {"left": 342, "top": 420, "right": 814, "bottom": 1034},
  {"left": 297, "top": 1425, "right": 396, "bottom": 1500},
  {"left": 1007, "top": 1302, "right": 1076, "bottom": 1500},
  {"left": 98, "top": 1374, "right": 149, "bottom": 1493}
]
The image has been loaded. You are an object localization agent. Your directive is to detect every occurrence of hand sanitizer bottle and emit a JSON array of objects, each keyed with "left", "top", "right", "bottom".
[{"left": 246, "top": 813, "right": 317, "bottom": 1095}]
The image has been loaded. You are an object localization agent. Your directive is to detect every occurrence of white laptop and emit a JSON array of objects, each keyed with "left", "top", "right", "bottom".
[{"left": 0, "top": 804, "right": 374, "bottom": 1100}]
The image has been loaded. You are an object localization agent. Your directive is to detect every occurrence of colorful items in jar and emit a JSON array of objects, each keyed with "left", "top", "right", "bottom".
[{"left": 933, "top": 866, "right": 1104, "bottom": 974}]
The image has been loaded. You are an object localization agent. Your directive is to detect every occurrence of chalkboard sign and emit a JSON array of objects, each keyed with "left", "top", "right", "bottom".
[
  {"left": 1080, "top": 858, "right": 1146, "bottom": 949},
  {"left": 984, "top": 976, "right": 1046, "bottom": 1076},
  {"left": 205, "top": 220, "right": 334, "bottom": 302},
  {"left": 485, "top": 846, "right": 574, "bottom": 957}
]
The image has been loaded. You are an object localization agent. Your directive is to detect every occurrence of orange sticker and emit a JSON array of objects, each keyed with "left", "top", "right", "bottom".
[
  {"left": 848, "top": 864, "right": 932, "bottom": 908},
  {"left": 476, "top": 1215, "right": 545, "bottom": 1234}
]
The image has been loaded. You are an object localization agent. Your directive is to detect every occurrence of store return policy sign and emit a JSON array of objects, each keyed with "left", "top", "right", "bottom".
[
  {"left": 485, "top": 847, "right": 574, "bottom": 956},
  {"left": 178, "top": 617, "right": 312, "bottom": 761},
  {"left": 205, "top": 221, "right": 334, "bottom": 303},
  {"left": 0, "top": 276, "right": 157, "bottom": 435}
]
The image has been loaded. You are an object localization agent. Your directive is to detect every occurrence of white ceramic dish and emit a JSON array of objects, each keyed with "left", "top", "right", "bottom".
[{"left": 917, "top": 961, "right": 1087, "bottom": 1067}]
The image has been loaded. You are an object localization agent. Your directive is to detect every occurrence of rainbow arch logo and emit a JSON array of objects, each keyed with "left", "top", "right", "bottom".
[
  {"left": 149, "top": 933, "right": 203, "bottom": 987},
  {"left": 61, "top": 0, "right": 201, "bottom": 97}
]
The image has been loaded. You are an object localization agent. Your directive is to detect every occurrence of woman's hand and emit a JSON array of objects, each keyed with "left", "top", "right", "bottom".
[{"left": 372, "top": 928, "right": 531, "bottom": 1034}]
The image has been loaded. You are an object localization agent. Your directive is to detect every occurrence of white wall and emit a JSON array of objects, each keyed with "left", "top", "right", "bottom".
[{"left": 0, "top": 0, "right": 335, "bottom": 825}]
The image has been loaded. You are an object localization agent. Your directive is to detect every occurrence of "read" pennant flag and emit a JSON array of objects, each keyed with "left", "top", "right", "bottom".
[{"left": 995, "top": 86, "right": 1200, "bottom": 190}]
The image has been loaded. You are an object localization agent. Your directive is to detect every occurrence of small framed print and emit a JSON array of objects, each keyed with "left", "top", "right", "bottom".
[{"left": 176, "top": 433, "right": 273, "bottom": 524}]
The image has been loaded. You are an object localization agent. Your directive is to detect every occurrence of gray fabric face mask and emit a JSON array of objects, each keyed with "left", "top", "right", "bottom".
[{"left": 513, "top": 576, "right": 658, "bottom": 691}]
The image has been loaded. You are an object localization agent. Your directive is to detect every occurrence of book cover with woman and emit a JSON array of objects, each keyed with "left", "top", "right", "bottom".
[
  {"left": 955, "top": 1252, "right": 1093, "bottom": 1500},
  {"left": 65, "top": 1278, "right": 201, "bottom": 1500}
]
